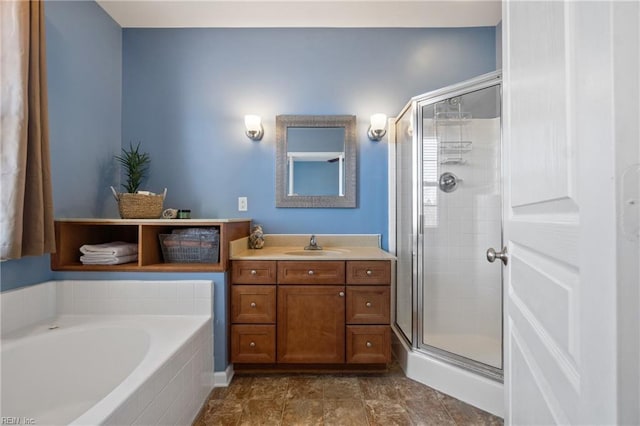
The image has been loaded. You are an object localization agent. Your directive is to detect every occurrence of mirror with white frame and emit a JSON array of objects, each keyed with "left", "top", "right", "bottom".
[{"left": 275, "top": 115, "right": 356, "bottom": 208}]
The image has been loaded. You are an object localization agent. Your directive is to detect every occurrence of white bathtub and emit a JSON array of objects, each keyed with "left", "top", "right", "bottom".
[{"left": 0, "top": 280, "right": 215, "bottom": 426}]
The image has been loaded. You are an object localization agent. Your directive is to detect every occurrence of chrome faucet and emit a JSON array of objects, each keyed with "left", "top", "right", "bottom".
[{"left": 304, "top": 234, "right": 323, "bottom": 251}]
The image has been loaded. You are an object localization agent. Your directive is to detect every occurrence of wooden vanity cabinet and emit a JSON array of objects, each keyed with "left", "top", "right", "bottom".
[{"left": 230, "top": 259, "right": 392, "bottom": 367}]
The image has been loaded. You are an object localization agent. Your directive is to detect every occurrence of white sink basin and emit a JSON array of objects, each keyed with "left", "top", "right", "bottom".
[{"left": 282, "top": 249, "right": 348, "bottom": 256}]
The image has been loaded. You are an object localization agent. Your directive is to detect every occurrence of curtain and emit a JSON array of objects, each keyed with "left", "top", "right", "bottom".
[{"left": 0, "top": 0, "right": 55, "bottom": 260}]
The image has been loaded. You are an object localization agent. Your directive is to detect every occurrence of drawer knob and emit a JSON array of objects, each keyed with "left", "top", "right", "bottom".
[
  {"left": 339, "top": 291, "right": 345, "bottom": 297},
  {"left": 250, "top": 270, "right": 257, "bottom": 275},
  {"left": 366, "top": 341, "right": 373, "bottom": 348},
  {"left": 308, "top": 270, "right": 314, "bottom": 275},
  {"left": 249, "top": 341, "right": 256, "bottom": 347},
  {"left": 250, "top": 302, "right": 257, "bottom": 308},
  {"left": 366, "top": 269, "right": 373, "bottom": 276},
  {"left": 365, "top": 301, "right": 372, "bottom": 308}
]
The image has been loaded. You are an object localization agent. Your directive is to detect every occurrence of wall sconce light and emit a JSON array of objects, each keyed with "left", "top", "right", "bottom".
[
  {"left": 368, "top": 113, "right": 387, "bottom": 141},
  {"left": 244, "top": 114, "right": 264, "bottom": 141}
]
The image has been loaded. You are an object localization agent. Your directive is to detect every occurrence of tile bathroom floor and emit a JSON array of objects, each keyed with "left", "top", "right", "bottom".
[{"left": 193, "top": 362, "right": 503, "bottom": 426}]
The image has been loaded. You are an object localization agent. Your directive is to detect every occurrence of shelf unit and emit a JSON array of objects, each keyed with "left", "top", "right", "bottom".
[{"left": 51, "top": 218, "right": 251, "bottom": 272}]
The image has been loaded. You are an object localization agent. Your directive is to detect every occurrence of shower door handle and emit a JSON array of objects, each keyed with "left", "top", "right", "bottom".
[{"left": 486, "top": 246, "right": 508, "bottom": 266}]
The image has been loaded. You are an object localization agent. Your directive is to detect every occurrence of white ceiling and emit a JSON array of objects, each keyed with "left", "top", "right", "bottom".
[{"left": 96, "top": 0, "right": 502, "bottom": 28}]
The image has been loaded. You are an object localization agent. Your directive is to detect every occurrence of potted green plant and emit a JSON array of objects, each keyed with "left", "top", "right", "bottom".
[
  {"left": 110, "top": 142, "right": 166, "bottom": 219},
  {"left": 115, "top": 141, "right": 150, "bottom": 193}
]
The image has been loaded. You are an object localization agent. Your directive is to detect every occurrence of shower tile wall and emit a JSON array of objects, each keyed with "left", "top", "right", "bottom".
[{"left": 423, "top": 118, "right": 502, "bottom": 368}]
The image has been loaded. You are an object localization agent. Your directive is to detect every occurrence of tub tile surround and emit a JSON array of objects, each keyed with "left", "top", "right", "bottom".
[
  {"left": 1, "top": 280, "right": 212, "bottom": 336},
  {"left": 56, "top": 280, "right": 213, "bottom": 316},
  {"left": 0, "top": 281, "right": 57, "bottom": 335},
  {"left": 1, "top": 280, "right": 215, "bottom": 426}
]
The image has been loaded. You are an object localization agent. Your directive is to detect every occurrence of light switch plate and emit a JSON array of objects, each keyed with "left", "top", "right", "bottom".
[{"left": 238, "top": 197, "right": 248, "bottom": 212}]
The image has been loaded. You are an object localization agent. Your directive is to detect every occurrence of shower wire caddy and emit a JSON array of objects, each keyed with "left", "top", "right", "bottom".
[{"left": 434, "top": 99, "right": 472, "bottom": 165}]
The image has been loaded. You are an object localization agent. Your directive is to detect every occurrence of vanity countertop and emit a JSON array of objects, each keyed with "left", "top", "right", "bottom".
[{"left": 229, "top": 234, "right": 395, "bottom": 261}]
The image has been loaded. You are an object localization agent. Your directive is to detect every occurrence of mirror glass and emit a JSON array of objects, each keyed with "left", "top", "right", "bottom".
[
  {"left": 276, "top": 115, "right": 356, "bottom": 208},
  {"left": 287, "top": 127, "right": 345, "bottom": 196}
]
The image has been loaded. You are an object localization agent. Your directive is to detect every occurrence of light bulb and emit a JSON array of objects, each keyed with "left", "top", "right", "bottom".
[
  {"left": 244, "top": 114, "right": 264, "bottom": 141},
  {"left": 370, "top": 113, "right": 387, "bottom": 131}
]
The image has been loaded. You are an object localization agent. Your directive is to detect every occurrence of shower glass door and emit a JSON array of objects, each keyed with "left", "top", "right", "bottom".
[
  {"left": 419, "top": 84, "right": 502, "bottom": 372},
  {"left": 394, "top": 102, "right": 416, "bottom": 343}
]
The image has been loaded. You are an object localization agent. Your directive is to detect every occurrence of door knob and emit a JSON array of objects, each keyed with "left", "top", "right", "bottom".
[{"left": 486, "top": 246, "right": 508, "bottom": 266}]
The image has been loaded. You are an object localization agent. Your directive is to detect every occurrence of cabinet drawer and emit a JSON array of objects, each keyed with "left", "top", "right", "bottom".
[
  {"left": 231, "top": 285, "right": 276, "bottom": 323},
  {"left": 346, "top": 325, "right": 391, "bottom": 364},
  {"left": 232, "top": 261, "right": 277, "bottom": 284},
  {"left": 231, "top": 324, "right": 276, "bottom": 363},
  {"left": 277, "top": 261, "right": 345, "bottom": 285},
  {"left": 346, "top": 261, "right": 391, "bottom": 285},
  {"left": 346, "top": 286, "right": 390, "bottom": 324}
]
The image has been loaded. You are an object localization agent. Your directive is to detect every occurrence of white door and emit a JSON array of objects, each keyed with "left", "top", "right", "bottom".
[{"left": 503, "top": 1, "right": 639, "bottom": 425}]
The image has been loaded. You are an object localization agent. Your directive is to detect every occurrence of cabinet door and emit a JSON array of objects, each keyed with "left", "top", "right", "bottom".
[{"left": 277, "top": 285, "right": 345, "bottom": 363}]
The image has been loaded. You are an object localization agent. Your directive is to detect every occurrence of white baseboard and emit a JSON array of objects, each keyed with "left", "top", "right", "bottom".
[{"left": 213, "top": 364, "right": 234, "bottom": 387}]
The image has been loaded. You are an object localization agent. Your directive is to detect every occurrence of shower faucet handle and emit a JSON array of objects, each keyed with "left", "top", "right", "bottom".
[
  {"left": 439, "top": 172, "right": 461, "bottom": 193},
  {"left": 486, "top": 246, "right": 508, "bottom": 266}
]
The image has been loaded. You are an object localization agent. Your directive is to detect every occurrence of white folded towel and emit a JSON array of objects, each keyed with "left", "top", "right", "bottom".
[
  {"left": 80, "top": 254, "right": 138, "bottom": 265},
  {"left": 79, "top": 241, "right": 138, "bottom": 257}
]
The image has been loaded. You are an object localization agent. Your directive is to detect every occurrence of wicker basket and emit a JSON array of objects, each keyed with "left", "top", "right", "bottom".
[
  {"left": 111, "top": 187, "right": 166, "bottom": 219},
  {"left": 159, "top": 228, "right": 220, "bottom": 263}
]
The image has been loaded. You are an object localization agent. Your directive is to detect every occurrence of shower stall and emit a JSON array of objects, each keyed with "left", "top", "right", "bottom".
[{"left": 391, "top": 71, "right": 503, "bottom": 413}]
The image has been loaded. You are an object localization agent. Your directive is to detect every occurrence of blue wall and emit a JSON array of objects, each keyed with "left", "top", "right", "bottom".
[
  {"left": 47, "top": 0, "right": 122, "bottom": 219},
  {"left": 1, "top": 0, "right": 122, "bottom": 292},
  {"left": 122, "top": 28, "right": 497, "bottom": 250}
]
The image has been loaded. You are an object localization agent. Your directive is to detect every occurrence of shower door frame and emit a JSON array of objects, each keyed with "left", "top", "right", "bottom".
[{"left": 394, "top": 71, "right": 504, "bottom": 382}]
